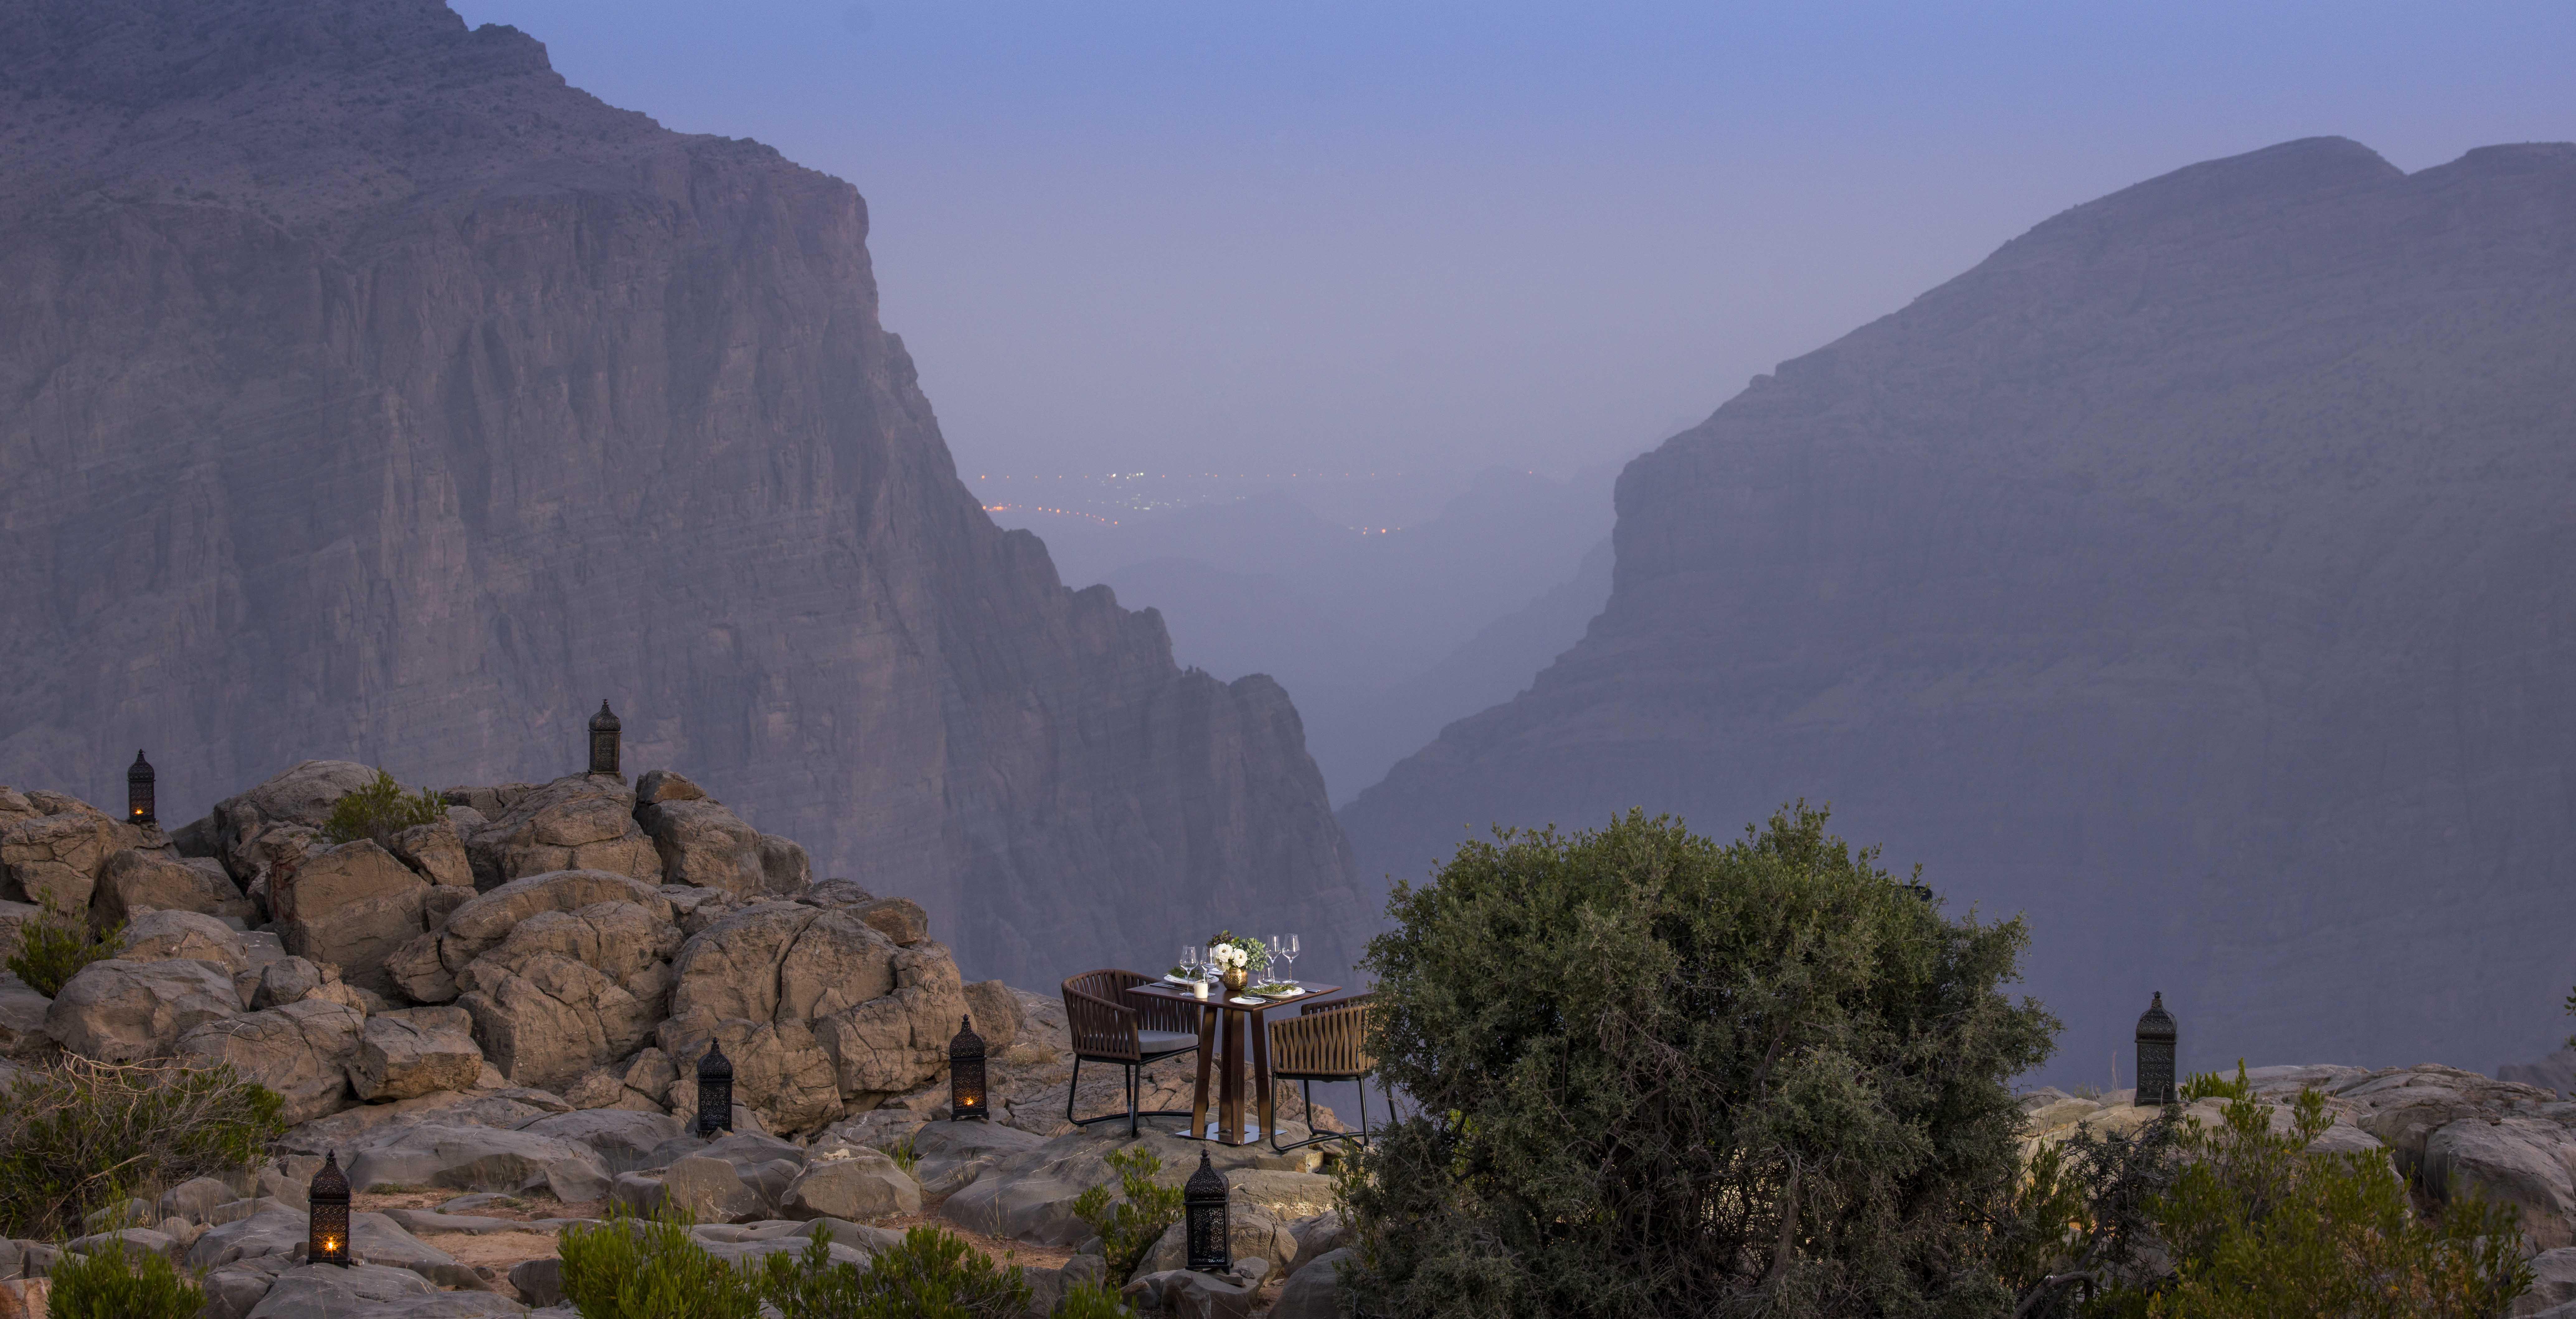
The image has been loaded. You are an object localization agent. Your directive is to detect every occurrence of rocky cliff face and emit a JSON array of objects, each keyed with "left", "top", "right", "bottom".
[
  {"left": 0, "top": 0, "right": 1358, "bottom": 987},
  {"left": 1342, "top": 138, "right": 2576, "bottom": 1081}
]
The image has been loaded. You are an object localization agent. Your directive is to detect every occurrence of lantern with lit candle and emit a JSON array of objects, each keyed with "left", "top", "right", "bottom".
[
  {"left": 127, "top": 749, "right": 156, "bottom": 827},
  {"left": 309, "top": 1151, "right": 350, "bottom": 1267},
  {"left": 949, "top": 1014, "right": 988, "bottom": 1121},
  {"left": 1184, "top": 1149, "right": 1231, "bottom": 1273},
  {"left": 696, "top": 1039, "right": 734, "bottom": 1138},
  {"left": 588, "top": 700, "right": 623, "bottom": 777}
]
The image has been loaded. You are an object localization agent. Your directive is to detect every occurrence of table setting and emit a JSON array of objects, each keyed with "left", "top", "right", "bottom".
[{"left": 1131, "top": 931, "right": 1334, "bottom": 1144}]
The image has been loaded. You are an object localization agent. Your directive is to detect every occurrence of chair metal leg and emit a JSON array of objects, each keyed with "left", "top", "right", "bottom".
[
  {"left": 1269, "top": 1075, "right": 1376, "bottom": 1153},
  {"left": 1065, "top": 1052, "right": 1204, "bottom": 1132}
]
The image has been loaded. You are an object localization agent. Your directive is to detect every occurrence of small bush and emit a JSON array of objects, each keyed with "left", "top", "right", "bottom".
[
  {"left": 1070, "top": 1148, "right": 1184, "bottom": 1282},
  {"left": 763, "top": 1223, "right": 1031, "bottom": 1318},
  {"left": 45, "top": 1235, "right": 203, "bottom": 1319},
  {"left": 0, "top": 1056, "right": 283, "bottom": 1238},
  {"left": 558, "top": 1203, "right": 765, "bottom": 1319},
  {"left": 888, "top": 1133, "right": 920, "bottom": 1174},
  {"left": 320, "top": 768, "right": 447, "bottom": 848},
  {"left": 2177, "top": 1059, "right": 2255, "bottom": 1103},
  {"left": 6, "top": 892, "right": 123, "bottom": 996},
  {"left": 1053, "top": 1281, "right": 1139, "bottom": 1318}
]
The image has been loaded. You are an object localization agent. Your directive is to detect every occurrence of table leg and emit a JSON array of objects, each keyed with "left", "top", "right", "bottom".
[
  {"left": 1252, "top": 1009, "right": 1274, "bottom": 1143},
  {"left": 1191, "top": 1006, "right": 1216, "bottom": 1139},
  {"left": 1219, "top": 1010, "right": 1245, "bottom": 1144}
]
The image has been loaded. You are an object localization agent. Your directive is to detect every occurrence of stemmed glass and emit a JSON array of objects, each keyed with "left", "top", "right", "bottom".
[
  {"left": 1274, "top": 934, "right": 1300, "bottom": 986},
  {"left": 1181, "top": 945, "right": 1201, "bottom": 983}
]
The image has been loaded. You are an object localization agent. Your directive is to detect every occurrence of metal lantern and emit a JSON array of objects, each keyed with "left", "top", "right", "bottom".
[
  {"left": 126, "top": 749, "right": 156, "bottom": 827},
  {"left": 309, "top": 1151, "right": 351, "bottom": 1267},
  {"left": 1184, "top": 1149, "right": 1231, "bottom": 1273},
  {"left": 2134, "top": 991, "right": 2178, "bottom": 1107},
  {"left": 696, "top": 1038, "right": 735, "bottom": 1137},
  {"left": 949, "top": 1014, "right": 988, "bottom": 1122},
  {"left": 588, "top": 700, "right": 623, "bottom": 777}
]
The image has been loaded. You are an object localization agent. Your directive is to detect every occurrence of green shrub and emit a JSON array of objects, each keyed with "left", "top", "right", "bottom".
[
  {"left": 761, "top": 1223, "right": 1031, "bottom": 1319},
  {"left": 6, "top": 892, "right": 123, "bottom": 996},
  {"left": 1069, "top": 1148, "right": 1184, "bottom": 1282},
  {"left": 45, "top": 1235, "right": 203, "bottom": 1319},
  {"left": 320, "top": 768, "right": 447, "bottom": 848},
  {"left": 2176, "top": 1059, "right": 2254, "bottom": 1103},
  {"left": 0, "top": 1057, "right": 283, "bottom": 1238},
  {"left": 1052, "top": 1281, "right": 1139, "bottom": 1318},
  {"left": 1997, "top": 1116, "right": 2182, "bottom": 1317},
  {"left": 558, "top": 1204, "right": 765, "bottom": 1319},
  {"left": 2090, "top": 1087, "right": 2531, "bottom": 1319},
  {"left": 888, "top": 1133, "right": 920, "bottom": 1174},
  {"left": 1341, "top": 806, "right": 2058, "bottom": 1319}
]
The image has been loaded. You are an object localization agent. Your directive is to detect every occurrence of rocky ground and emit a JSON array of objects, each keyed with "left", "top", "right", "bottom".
[{"left": 0, "top": 760, "right": 1359, "bottom": 1318}]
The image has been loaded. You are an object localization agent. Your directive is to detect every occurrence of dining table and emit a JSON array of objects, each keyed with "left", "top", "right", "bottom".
[{"left": 1128, "top": 978, "right": 1342, "bottom": 1146}]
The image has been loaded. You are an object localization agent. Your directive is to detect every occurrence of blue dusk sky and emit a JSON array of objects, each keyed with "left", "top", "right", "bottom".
[{"left": 446, "top": 0, "right": 2576, "bottom": 480}]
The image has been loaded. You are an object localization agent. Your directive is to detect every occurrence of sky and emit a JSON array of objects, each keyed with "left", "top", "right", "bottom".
[{"left": 447, "top": 0, "right": 2576, "bottom": 481}]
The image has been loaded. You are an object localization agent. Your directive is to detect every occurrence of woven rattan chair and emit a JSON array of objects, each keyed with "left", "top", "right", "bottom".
[
  {"left": 1062, "top": 969, "right": 1203, "bottom": 1137},
  {"left": 1267, "top": 993, "right": 1377, "bottom": 1152}
]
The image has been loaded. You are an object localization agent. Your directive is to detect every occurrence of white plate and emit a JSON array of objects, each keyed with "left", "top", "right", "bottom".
[
  {"left": 1230, "top": 996, "right": 1265, "bottom": 1005},
  {"left": 1254, "top": 987, "right": 1305, "bottom": 997},
  {"left": 1162, "top": 974, "right": 1196, "bottom": 984}
]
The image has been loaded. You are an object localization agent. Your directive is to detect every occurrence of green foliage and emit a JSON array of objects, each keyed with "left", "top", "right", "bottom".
[
  {"left": 1341, "top": 806, "right": 2059, "bottom": 1319},
  {"left": 1070, "top": 1147, "right": 1185, "bottom": 1282},
  {"left": 2177, "top": 1060, "right": 2253, "bottom": 1104},
  {"left": 1205, "top": 930, "right": 1272, "bottom": 975},
  {"left": 2090, "top": 1088, "right": 2531, "bottom": 1319},
  {"left": 45, "top": 1235, "right": 204, "bottom": 1319},
  {"left": 0, "top": 1056, "right": 284, "bottom": 1238},
  {"left": 558, "top": 1203, "right": 765, "bottom": 1319},
  {"left": 888, "top": 1134, "right": 920, "bottom": 1174},
  {"left": 1999, "top": 1118, "right": 2183, "bottom": 1318},
  {"left": 6, "top": 892, "right": 123, "bottom": 997},
  {"left": 320, "top": 768, "right": 447, "bottom": 848},
  {"left": 1052, "top": 1281, "right": 1140, "bottom": 1318},
  {"left": 760, "top": 1223, "right": 1031, "bottom": 1319}
]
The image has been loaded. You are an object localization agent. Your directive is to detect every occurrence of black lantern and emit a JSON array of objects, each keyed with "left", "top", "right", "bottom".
[
  {"left": 126, "top": 749, "right": 156, "bottom": 827},
  {"left": 696, "top": 1038, "right": 734, "bottom": 1138},
  {"left": 949, "top": 1014, "right": 988, "bottom": 1122},
  {"left": 2134, "top": 991, "right": 2178, "bottom": 1107},
  {"left": 588, "top": 700, "right": 623, "bottom": 777},
  {"left": 1184, "top": 1149, "right": 1231, "bottom": 1273},
  {"left": 309, "top": 1150, "right": 351, "bottom": 1267}
]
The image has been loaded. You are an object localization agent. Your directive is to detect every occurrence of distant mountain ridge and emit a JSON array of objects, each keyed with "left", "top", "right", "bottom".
[
  {"left": 1343, "top": 137, "right": 2576, "bottom": 1081},
  {"left": 0, "top": 0, "right": 1359, "bottom": 988}
]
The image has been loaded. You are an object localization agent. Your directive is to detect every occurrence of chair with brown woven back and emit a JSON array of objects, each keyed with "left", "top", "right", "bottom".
[
  {"left": 1061, "top": 968, "right": 1204, "bottom": 1137},
  {"left": 1266, "top": 992, "right": 1377, "bottom": 1152}
]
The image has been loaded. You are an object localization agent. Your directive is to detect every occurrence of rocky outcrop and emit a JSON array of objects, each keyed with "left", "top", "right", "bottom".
[
  {"left": 92, "top": 849, "right": 255, "bottom": 927},
  {"left": 353, "top": 1007, "right": 486, "bottom": 1101},
  {"left": 1344, "top": 136, "right": 2576, "bottom": 1075},
  {"left": 0, "top": 0, "right": 1353, "bottom": 995},
  {"left": 277, "top": 841, "right": 431, "bottom": 994},
  {"left": 178, "top": 998, "right": 367, "bottom": 1124},
  {"left": 45, "top": 957, "right": 241, "bottom": 1062}
]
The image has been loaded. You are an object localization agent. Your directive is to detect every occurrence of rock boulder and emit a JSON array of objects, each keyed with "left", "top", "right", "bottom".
[
  {"left": 467, "top": 775, "right": 660, "bottom": 889},
  {"left": 277, "top": 841, "right": 429, "bottom": 993},
  {"left": 178, "top": 998, "right": 365, "bottom": 1124},
  {"left": 92, "top": 849, "right": 255, "bottom": 926},
  {"left": 118, "top": 908, "right": 250, "bottom": 976},
  {"left": 1, "top": 811, "right": 116, "bottom": 910},
  {"left": 46, "top": 956, "right": 240, "bottom": 1061},
  {"left": 352, "top": 1006, "right": 485, "bottom": 1101},
  {"left": 638, "top": 799, "right": 765, "bottom": 895}
]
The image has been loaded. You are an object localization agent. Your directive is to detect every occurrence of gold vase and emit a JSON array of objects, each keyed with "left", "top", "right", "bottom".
[{"left": 1221, "top": 967, "right": 1249, "bottom": 995}]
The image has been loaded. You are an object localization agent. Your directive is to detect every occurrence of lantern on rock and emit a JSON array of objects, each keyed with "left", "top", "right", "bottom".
[
  {"left": 696, "top": 1039, "right": 735, "bottom": 1138},
  {"left": 1184, "top": 1149, "right": 1231, "bottom": 1273},
  {"left": 126, "top": 749, "right": 156, "bottom": 827},
  {"left": 308, "top": 1151, "right": 351, "bottom": 1267},
  {"left": 2134, "top": 991, "right": 2178, "bottom": 1107},
  {"left": 949, "top": 1014, "right": 988, "bottom": 1122},
  {"left": 588, "top": 700, "right": 623, "bottom": 777}
]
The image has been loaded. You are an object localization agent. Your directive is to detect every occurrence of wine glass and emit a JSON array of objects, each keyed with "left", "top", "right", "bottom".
[
  {"left": 1279, "top": 934, "right": 1300, "bottom": 984},
  {"left": 1181, "top": 945, "right": 1200, "bottom": 982}
]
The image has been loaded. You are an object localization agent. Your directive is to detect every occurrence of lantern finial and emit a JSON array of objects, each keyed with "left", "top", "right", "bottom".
[
  {"left": 588, "top": 700, "right": 623, "bottom": 777},
  {"left": 696, "top": 1038, "right": 735, "bottom": 1137},
  {"left": 2133, "top": 991, "right": 2178, "bottom": 1107},
  {"left": 126, "top": 749, "right": 156, "bottom": 827},
  {"left": 308, "top": 1150, "right": 351, "bottom": 1267}
]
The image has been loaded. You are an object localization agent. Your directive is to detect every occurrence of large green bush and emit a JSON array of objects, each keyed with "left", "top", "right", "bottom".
[
  {"left": 1341, "top": 806, "right": 2057, "bottom": 1319},
  {"left": 320, "top": 768, "right": 447, "bottom": 848},
  {"left": 558, "top": 1205, "right": 765, "bottom": 1319},
  {"left": 0, "top": 1057, "right": 283, "bottom": 1238},
  {"left": 6, "top": 892, "right": 123, "bottom": 996},
  {"left": 762, "top": 1224, "right": 1031, "bottom": 1319},
  {"left": 1069, "top": 1147, "right": 1183, "bottom": 1281},
  {"left": 45, "top": 1235, "right": 203, "bottom": 1319},
  {"left": 1052, "top": 1282, "right": 1139, "bottom": 1317}
]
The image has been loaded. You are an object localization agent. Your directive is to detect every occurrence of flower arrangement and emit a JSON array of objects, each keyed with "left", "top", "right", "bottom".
[{"left": 1206, "top": 932, "right": 1271, "bottom": 975}]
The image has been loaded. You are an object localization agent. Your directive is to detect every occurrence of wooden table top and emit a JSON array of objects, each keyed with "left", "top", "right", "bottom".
[{"left": 1128, "top": 980, "right": 1341, "bottom": 1014}]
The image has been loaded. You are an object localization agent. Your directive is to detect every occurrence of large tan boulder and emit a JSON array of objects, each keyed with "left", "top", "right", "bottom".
[
  {"left": 758, "top": 835, "right": 812, "bottom": 893},
  {"left": 466, "top": 774, "right": 660, "bottom": 888},
  {"left": 352, "top": 1006, "right": 485, "bottom": 1101},
  {"left": 177, "top": 998, "right": 364, "bottom": 1124},
  {"left": 779, "top": 1147, "right": 921, "bottom": 1220},
  {"left": 2423, "top": 1115, "right": 2576, "bottom": 1250},
  {"left": 813, "top": 940, "right": 969, "bottom": 1096},
  {"left": 387, "top": 868, "right": 671, "bottom": 1004},
  {"left": 46, "top": 957, "right": 241, "bottom": 1061},
  {"left": 2, "top": 811, "right": 116, "bottom": 910},
  {"left": 91, "top": 849, "right": 254, "bottom": 927},
  {"left": 277, "top": 841, "right": 429, "bottom": 993},
  {"left": 211, "top": 760, "right": 377, "bottom": 882},
  {"left": 387, "top": 821, "right": 474, "bottom": 888},
  {"left": 963, "top": 979, "right": 1025, "bottom": 1053},
  {"left": 658, "top": 1011, "right": 843, "bottom": 1135},
  {"left": 455, "top": 901, "right": 681, "bottom": 1090},
  {"left": 638, "top": 799, "right": 765, "bottom": 894},
  {"left": 117, "top": 909, "right": 250, "bottom": 977}
]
